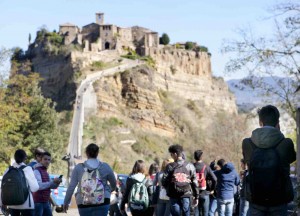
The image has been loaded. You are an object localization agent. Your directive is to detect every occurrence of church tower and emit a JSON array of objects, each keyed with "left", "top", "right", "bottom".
[{"left": 96, "top": 13, "right": 104, "bottom": 25}]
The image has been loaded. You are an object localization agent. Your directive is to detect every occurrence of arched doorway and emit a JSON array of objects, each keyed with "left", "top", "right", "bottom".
[{"left": 105, "top": 42, "right": 110, "bottom": 49}]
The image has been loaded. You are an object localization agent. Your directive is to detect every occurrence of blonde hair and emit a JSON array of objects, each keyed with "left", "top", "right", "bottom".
[{"left": 161, "top": 158, "right": 174, "bottom": 171}]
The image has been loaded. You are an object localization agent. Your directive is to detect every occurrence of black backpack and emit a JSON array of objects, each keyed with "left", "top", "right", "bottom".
[
  {"left": 246, "top": 139, "right": 291, "bottom": 206},
  {"left": 168, "top": 162, "right": 191, "bottom": 197},
  {"left": 1, "top": 165, "right": 30, "bottom": 205}
]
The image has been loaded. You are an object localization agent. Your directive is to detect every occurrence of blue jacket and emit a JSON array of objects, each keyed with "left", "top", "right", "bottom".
[{"left": 214, "top": 162, "right": 240, "bottom": 200}]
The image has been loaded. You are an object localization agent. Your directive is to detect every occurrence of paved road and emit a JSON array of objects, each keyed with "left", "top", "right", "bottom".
[{"left": 67, "top": 60, "right": 141, "bottom": 159}]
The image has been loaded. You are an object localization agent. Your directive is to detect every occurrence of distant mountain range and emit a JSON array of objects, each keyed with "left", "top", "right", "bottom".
[
  {"left": 227, "top": 76, "right": 297, "bottom": 111},
  {"left": 226, "top": 76, "right": 297, "bottom": 135}
]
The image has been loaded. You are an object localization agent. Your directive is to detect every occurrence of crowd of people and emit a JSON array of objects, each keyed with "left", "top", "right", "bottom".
[{"left": 0, "top": 104, "right": 296, "bottom": 216}]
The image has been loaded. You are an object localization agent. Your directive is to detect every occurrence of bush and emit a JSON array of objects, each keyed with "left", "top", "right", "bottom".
[
  {"left": 185, "top": 42, "right": 194, "bottom": 50},
  {"left": 159, "top": 33, "right": 170, "bottom": 45}
]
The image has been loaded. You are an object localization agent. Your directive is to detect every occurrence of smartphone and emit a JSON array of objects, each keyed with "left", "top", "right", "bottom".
[{"left": 58, "top": 175, "right": 63, "bottom": 179}]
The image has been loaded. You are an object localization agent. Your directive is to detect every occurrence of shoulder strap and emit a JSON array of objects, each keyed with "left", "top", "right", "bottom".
[{"left": 19, "top": 165, "right": 27, "bottom": 170}]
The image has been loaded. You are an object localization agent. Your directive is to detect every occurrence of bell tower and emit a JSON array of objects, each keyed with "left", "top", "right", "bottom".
[{"left": 96, "top": 12, "right": 104, "bottom": 25}]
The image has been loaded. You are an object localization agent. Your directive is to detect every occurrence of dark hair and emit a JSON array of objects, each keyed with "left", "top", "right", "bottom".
[
  {"left": 14, "top": 149, "right": 27, "bottom": 164},
  {"left": 168, "top": 144, "right": 183, "bottom": 157},
  {"left": 42, "top": 151, "right": 51, "bottom": 158},
  {"left": 34, "top": 147, "right": 45, "bottom": 158},
  {"left": 258, "top": 105, "right": 280, "bottom": 127},
  {"left": 194, "top": 150, "right": 203, "bottom": 161},
  {"left": 210, "top": 160, "right": 217, "bottom": 171},
  {"left": 217, "top": 159, "right": 226, "bottom": 168},
  {"left": 131, "top": 160, "right": 146, "bottom": 175},
  {"left": 149, "top": 163, "right": 159, "bottom": 176},
  {"left": 85, "top": 143, "right": 99, "bottom": 158}
]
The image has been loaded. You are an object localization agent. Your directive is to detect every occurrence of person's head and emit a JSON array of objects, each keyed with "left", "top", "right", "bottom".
[
  {"left": 40, "top": 152, "right": 52, "bottom": 168},
  {"left": 194, "top": 150, "right": 203, "bottom": 162},
  {"left": 14, "top": 149, "right": 27, "bottom": 164},
  {"left": 131, "top": 160, "right": 147, "bottom": 175},
  {"left": 149, "top": 163, "right": 159, "bottom": 176},
  {"left": 85, "top": 143, "right": 99, "bottom": 158},
  {"left": 258, "top": 105, "right": 280, "bottom": 128},
  {"left": 168, "top": 144, "right": 184, "bottom": 161},
  {"left": 217, "top": 158, "right": 226, "bottom": 168},
  {"left": 34, "top": 147, "right": 45, "bottom": 163},
  {"left": 161, "top": 158, "right": 174, "bottom": 171}
]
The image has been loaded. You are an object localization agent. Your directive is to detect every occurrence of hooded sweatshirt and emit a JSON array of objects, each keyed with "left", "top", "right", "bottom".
[
  {"left": 63, "top": 158, "right": 116, "bottom": 207},
  {"left": 242, "top": 126, "right": 296, "bottom": 175},
  {"left": 1, "top": 162, "right": 39, "bottom": 209},
  {"left": 214, "top": 162, "right": 240, "bottom": 200}
]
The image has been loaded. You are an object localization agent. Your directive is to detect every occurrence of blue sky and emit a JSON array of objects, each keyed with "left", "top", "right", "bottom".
[{"left": 0, "top": 0, "right": 278, "bottom": 79}]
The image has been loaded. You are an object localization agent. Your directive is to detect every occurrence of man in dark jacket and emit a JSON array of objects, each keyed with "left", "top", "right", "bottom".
[
  {"left": 162, "top": 144, "right": 199, "bottom": 216},
  {"left": 193, "top": 150, "right": 217, "bottom": 216},
  {"left": 242, "top": 105, "right": 296, "bottom": 216},
  {"left": 214, "top": 159, "right": 240, "bottom": 216}
]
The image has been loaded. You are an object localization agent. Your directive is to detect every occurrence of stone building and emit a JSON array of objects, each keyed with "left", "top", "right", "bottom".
[{"left": 58, "top": 13, "right": 159, "bottom": 55}]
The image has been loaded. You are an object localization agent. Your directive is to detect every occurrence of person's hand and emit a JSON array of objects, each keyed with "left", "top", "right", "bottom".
[
  {"left": 193, "top": 198, "right": 199, "bottom": 207},
  {"left": 53, "top": 177, "right": 61, "bottom": 184},
  {"left": 63, "top": 204, "right": 68, "bottom": 213}
]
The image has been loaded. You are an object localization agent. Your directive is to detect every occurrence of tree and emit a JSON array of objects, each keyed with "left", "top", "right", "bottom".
[
  {"left": 159, "top": 33, "right": 170, "bottom": 45},
  {"left": 28, "top": 33, "right": 31, "bottom": 45},
  {"left": 185, "top": 41, "right": 194, "bottom": 50},
  {"left": 0, "top": 72, "right": 63, "bottom": 172},
  {"left": 222, "top": 0, "right": 300, "bottom": 120}
]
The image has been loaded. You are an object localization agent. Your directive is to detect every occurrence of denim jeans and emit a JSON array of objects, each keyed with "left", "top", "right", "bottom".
[
  {"left": 208, "top": 196, "right": 217, "bottom": 216},
  {"left": 217, "top": 198, "right": 234, "bottom": 216},
  {"left": 239, "top": 198, "right": 249, "bottom": 216},
  {"left": 10, "top": 209, "right": 34, "bottom": 216},
  {"left": 170, "top": 197, "right": 191, "bottom": 216},
  {"left": 109, "top": 203, "right": 122, "bottom": 216},
  {"left": 250, "top": 203, "right": 287, "bottom": 216},
  {"left": 194, "top": 194, "right": 209, "bottom": 216},
  {"left": 34, "top": 202, "right": 52, "bottom": 216},
  {"left": 156, "top": 200, "right": 171, "bottom": 216},
  {"left": 78, "top": 204, "right": 110, "bottom": 216}
]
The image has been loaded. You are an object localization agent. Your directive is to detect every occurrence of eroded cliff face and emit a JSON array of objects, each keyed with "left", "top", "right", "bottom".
[
  {"left": 148, "top": 47, "right": 237, "bottom": 114},
  {"left": 29, "top": 43, "right": 237, "bottom": 134},
  {"left": 92, "top": 63, "right": 237, "bottom": 137}
]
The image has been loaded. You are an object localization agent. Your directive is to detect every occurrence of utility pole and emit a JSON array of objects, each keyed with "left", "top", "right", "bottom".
[{"left": 297, "top": 107, "right": 300, "bottom": 216}]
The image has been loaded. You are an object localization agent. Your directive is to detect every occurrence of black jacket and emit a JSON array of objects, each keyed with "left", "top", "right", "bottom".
[{"left": 161, "top": 159, "right": 199, "bottom": 199}]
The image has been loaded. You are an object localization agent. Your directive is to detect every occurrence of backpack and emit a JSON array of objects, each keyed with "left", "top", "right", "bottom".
[
  {"left": 1, "top": 165, "right": 29, "bottom": 205},
  {"left": 169, "top": 162, "right": 191, "bottom": 197},
  {"left": 246, "top": 139, "right": 291, "bottom": 206},
  {"left": 195, "top": 164, "right": 206, "bottom": 190},
  {"left": 128, "top": 178, "right": 149, "bottom": 212},
  {"left": 80, "top": 163, "right": 105, "bottom": 205}
]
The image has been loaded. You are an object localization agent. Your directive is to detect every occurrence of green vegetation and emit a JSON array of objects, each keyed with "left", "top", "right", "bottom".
[
  {"left": 91, "top": 61, "right": 106, "bottom": 70},
  {"left": 159, "top": 33, "right": 170, "bottom": 45},
  {"left": 185, "top": 41, "right": 194, "bottom": 50},
  {"left": 121, "top": 49, "right": 156, "bottom": 68},
  {"left": 0, "top": 72, "right": 64, "bottom": 173}
]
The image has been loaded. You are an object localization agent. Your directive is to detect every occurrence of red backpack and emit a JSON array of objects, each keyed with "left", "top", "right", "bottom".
[{"left": 196, "top": 165, "right": 206, "bottom": 190}]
